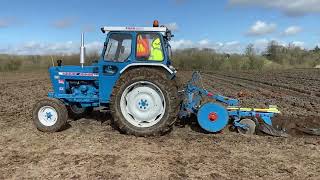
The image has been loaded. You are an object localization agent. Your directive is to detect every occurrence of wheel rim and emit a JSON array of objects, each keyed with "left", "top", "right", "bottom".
[
  {"left": 38, "top": 106, "right": 58, "bottom": 126},
  {"left": 120, "top": 81, "right": 166, "bottom": 128}
]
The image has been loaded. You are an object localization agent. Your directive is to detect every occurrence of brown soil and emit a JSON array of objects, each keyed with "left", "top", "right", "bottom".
[{"left": 0, "top": 70, "right": 319, "bottom": 179}]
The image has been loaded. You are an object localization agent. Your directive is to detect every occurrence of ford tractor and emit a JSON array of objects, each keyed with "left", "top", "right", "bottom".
[
  {"left": 33, "top": 21, "right": 287, "bottom": 137},
  {"left": 33, "top": 21, "right": 179, "bottom": 136}
]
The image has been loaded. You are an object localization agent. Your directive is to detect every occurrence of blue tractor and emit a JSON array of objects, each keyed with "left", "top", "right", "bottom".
[{"left": 33, "top": 21, "right": 179, "bottom": 136}]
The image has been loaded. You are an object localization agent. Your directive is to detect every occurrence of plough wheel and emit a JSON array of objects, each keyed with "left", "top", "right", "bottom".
[
  {"left": 197, "top": 103, "right": 229, "bottom": 133},
  {"left": 237, "top": 119, "right": 256, "bottom": 135}
]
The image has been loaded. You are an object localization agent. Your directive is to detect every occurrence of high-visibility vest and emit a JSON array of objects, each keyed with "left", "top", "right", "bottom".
[
  {"left": 136, "top": 35, "right": 150, "bottom": 57},
  {"left": 149, "top": 38, "right": 163, "bottom": 61}
]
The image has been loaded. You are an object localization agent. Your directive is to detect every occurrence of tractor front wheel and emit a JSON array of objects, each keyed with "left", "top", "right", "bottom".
[
  {"left": 32, "top": 98, "right": 68, "bottom": 132},
  {"left": 110, "top": 68, "right": 178, "bottom": 136}
]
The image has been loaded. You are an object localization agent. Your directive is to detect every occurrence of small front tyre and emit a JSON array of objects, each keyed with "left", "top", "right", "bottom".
[{"left": 33, "top": 98, "right": 68, "bottom": 132}]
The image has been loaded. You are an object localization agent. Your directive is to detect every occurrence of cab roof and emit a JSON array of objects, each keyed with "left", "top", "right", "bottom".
[{"left": 101, "top": 26, "right": 167, "bottom": 33}]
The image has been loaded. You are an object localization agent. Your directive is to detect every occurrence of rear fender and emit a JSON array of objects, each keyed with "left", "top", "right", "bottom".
[{"left": 120, "top": 63, "right": 177, "bottom": 79}]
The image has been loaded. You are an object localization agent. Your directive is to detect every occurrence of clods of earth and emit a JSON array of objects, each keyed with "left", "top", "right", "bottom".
[{"left": 0, "top": 69, "right": 319, "bottom": 179}]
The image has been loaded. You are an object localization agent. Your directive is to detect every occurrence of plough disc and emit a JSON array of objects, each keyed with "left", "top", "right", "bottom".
[
  {"left": 197, "top": 103, "right": 229, "bottom": 133},
  {"left": 237, "top": 119, "right": 256, "bottom": 135}
]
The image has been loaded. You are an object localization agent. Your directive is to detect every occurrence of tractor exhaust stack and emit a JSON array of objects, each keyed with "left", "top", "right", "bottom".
[{"left": 80, "top": 33, "right": 85, "bottom": 68}]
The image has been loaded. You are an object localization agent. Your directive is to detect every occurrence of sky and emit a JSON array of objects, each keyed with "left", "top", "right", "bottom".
[{"left": 0, "top": 0, "right": 320, "bottom": 55}]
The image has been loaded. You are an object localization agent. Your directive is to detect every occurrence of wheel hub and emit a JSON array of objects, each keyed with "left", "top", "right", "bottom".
[
  {"left": 46, "top": 112, "right": 53, "bottom": 120},
  {"left": 208, "top": 112, "right": 218, "bottom": 122},
  {"left": 138, "top": 99, "right": 149, "bottom": 110},
  {"left": 38, "top": 106, "right": 58, "bottom": 126}
]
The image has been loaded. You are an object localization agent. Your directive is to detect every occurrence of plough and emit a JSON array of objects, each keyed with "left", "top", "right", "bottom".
[{"left": 178, "top": 72, "right": 287, "bottom": 137}]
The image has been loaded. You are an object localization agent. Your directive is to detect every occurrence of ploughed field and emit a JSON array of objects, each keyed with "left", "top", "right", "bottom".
[{"left": 0, "top": 69, "right": 319, "bottom": 179}]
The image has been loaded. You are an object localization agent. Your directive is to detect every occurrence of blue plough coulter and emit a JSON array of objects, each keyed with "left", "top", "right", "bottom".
[{"left": 178, "top": 72, "right": 287, "bottom": 137}]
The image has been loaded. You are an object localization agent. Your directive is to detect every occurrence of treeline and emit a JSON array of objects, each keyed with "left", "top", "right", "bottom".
[
  {"left": 173, "top": 41, "right": 320, "bottom": 71},
  {"left": 0, "top": 53, "right": 99, "bottom": 72},
  {"left": 0, "top": 41, "right": 319, "bottom": 72}
]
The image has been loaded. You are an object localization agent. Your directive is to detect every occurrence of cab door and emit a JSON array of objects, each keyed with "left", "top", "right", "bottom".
[{"left": 98, "top": 32, "right": 134, "bottom": 103}]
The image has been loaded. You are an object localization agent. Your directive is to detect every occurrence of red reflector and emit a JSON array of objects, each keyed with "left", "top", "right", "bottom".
[
  {"left": 207, "top": 92, "right": 214, "bottom": 97},
  {"left": 208, "top": 112, "right": 218, "bottom": 122}
]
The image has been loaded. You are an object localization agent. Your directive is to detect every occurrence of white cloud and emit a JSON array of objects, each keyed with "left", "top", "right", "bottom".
[
  {"left": 247, "top": 21, "right": 277, "bottom": 36},
  {"left": 229, "top": 0, "right": 320, "bottom": 16},
  {"left": 252, "top": 38, "right": 275, "bottom": 53},
  {"left": 291, "top": 41, "right": 305, "bottom": 48},
  {"left": 170, "top": 39, "right": 194, "bottom": 49},
  {"left": 225, "top": 41, "right": 239, "bottom": 46},
  {"left": 86, "top": 41, "right": 103, "bottom": 52},
  {"left": 0, "top": 41, "right": 102, "bottom": 55},
  {"left": 221, "top": 41, "right": 243, "bottom": 53},
  {"left": 0, "top": 39, "right": 308, "bottom": 55},
  {"left": 171, "top": 39, "right": 243, "bottom": 53},
  {"left": 198, "top": 39, "right": 210, "bottom": 46},
  {"left": 283, "top": 26, "right": 302, "bottom": 36},
  {"left": 164, "top": 22, "right": 179, "bottom": 31}
]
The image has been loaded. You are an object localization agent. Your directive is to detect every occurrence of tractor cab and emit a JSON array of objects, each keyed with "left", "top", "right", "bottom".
[{"left": 100, "top": 24, "right": 174, "bottom": 66}]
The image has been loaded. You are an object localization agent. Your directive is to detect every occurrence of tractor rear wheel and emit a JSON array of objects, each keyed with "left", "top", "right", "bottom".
[
  {"left": 110, "top": 68, "right": 178, "bottom": 136},
  {"left": 33, "top": 98, "right": 68, "bottom": 132}
]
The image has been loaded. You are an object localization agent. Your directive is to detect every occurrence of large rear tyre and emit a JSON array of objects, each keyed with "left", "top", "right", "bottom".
[
  {"left": 110, "top": 68, "right": 179, "bottom": 136},
  {"left": 32, "top": 98, "right": 68, "bottom": 132}
]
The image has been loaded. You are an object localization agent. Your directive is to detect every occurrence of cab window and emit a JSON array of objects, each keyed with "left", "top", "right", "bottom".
[
  {"left": 136, "top": 33, "right": 164, "bottom": 61},
  {"left": 105, "top": 33, "right": 132, "bottom": 62}
]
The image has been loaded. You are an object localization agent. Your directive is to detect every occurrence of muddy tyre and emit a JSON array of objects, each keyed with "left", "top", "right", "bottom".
[
  {"left": 110, "top": 68, "right": 179, "bottom": 136},
  {"left": 33, "top": 98, "right": 68, "bottom": 132},
  {"left": 67, "top": 104, "right": 93, "bottom": 120}
]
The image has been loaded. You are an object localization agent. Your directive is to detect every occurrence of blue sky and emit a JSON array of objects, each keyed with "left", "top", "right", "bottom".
[{"left": 0, "top": 0, "right": 319, "bottom": 54}]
